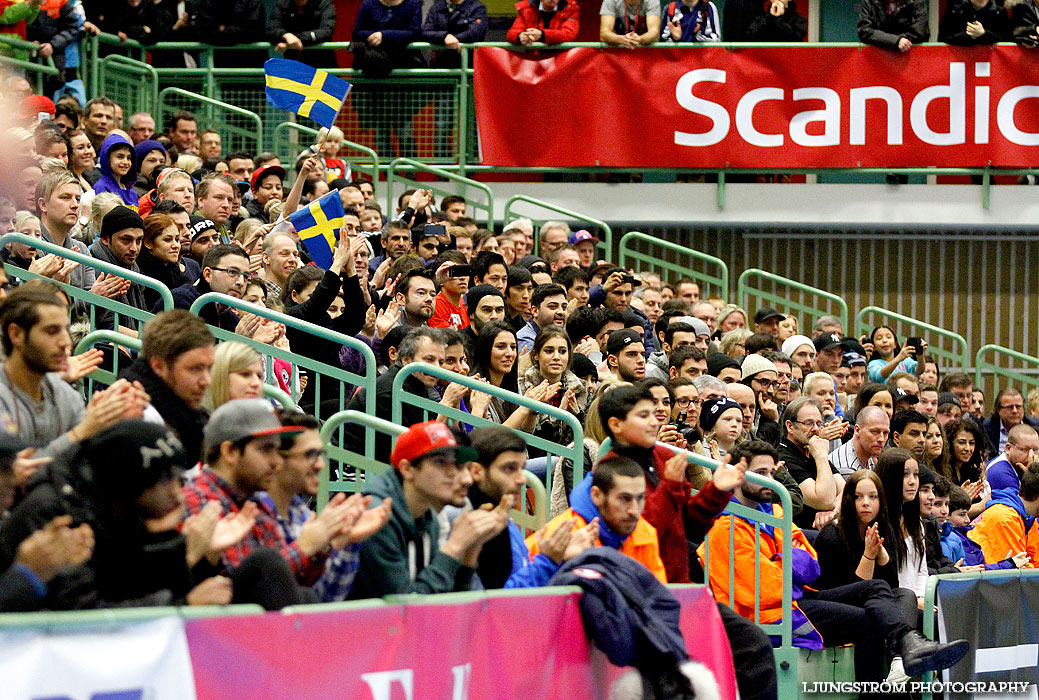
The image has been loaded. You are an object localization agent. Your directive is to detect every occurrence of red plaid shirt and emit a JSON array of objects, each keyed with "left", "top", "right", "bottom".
[{"left": 182, "top": 469, "right": 325, "bottom": 585}]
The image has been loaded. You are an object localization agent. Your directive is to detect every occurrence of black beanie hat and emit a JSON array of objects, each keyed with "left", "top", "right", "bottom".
[
  {"left": 86, "top": 421, "right": 187, "bottom": 500},
  {"left": 100, "top": 205, "right": 144, "bottom": 240}
]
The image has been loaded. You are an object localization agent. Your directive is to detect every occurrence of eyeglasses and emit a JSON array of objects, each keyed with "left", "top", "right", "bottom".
[
  {"left": 999, "top": 404, "right": 1024, "bottom": 411},
  {"left": 792, "top": 420, "right": 823, "bottom": 429},
  {"left": 211, "top": 267, "right": 254, "bottom": 281},
  {"left": 752, "top": 378, "right": 777, "bottom": 389},
  {"left": 283, "top": 448, "right": 327, "bottom": 463},
  {"left": 674, "top": 397, "right": 703, "bottom": 408}
]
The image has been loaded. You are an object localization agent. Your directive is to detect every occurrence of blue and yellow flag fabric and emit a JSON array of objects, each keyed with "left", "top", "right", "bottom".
[
  {"left": 288, "top": 190, "right": 344, "bottom": 269},
  {"left": 264, "top": 59, "right": 351, "bottom": 129}
]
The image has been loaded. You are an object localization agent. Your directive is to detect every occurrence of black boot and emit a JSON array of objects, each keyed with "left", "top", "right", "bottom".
[{"left": 900, "top": 631, "right": 970, "bottom": 676}]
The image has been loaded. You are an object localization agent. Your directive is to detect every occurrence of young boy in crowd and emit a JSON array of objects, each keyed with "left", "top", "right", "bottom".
[
  {"left": 940, "top": 479, "right": 1030, "bottom": 569},
  {"left": 316, "top": 126, "right": 349, "bottom": 182}
]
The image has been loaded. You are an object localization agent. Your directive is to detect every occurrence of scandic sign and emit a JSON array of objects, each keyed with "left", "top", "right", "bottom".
[{"left": 473, "top": 45, "right": 1039, "bottom": 168}]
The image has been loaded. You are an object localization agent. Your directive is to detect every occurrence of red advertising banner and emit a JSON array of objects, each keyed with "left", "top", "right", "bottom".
[
  {"left": 473, "top": 45, "right": 1039, "bottom": 168},
  {"left": 186, "top": 587, "right": 736, "bottom": 700}
]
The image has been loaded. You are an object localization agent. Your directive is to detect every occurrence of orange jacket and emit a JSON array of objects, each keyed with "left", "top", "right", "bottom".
[
  {"left": 697, "top": 504, "right": 816, "bottom": 625},
  {"left": 526, "top": 507, "right": 667, "bottom": 584},
  {"left": 969, "top": 503, "right": 1039, "bottom": 568}
]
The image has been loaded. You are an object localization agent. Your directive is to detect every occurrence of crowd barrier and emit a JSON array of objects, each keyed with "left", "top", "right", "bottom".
[
  {"left": 387, "top": 157, "right": 494, "bottom": 230},
  {"left": 974, "top": 345, "right": 1039, "bottom": 395},
  {"left": 618, "top": 230, "right": 729, "bottom": 300},
  {"left": 738, "top": 267, "right": 850, "bottom": 332},
  {"left": 0, "top": 586, "right": 737, "bottom": 700},
  {"left": 855, "top": 305, "right": 970, "bottom": 371},
  {"left": 503, "top": 194, "right": 613, "bottom": 262}
]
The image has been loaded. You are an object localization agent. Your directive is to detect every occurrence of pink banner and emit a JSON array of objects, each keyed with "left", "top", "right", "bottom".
[{"left": 186, "top": 587, "right": 736, "bottom": 700}]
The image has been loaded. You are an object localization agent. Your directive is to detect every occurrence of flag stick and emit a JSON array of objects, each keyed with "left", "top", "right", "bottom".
[{"left": 315, "top": 90, "right": 349, "bottom": 152}]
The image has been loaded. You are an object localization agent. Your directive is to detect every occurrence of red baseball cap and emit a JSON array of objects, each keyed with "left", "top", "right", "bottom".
[
  {"left": 391, "top": 421, "right": 478, "bottom": 468},
  {"left": 19, "top": 94, "right": 55, "bottom": 120},
  {"left": 250, "top": 163, "right": 287, "bottom": 191}
]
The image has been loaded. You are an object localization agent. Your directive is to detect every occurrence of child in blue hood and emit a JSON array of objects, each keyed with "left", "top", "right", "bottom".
[
  {"left": 938, "top": 481, "right": 1027, "bottom": 569},
  {"left": 92, "top": 133, "right": 139, "bottom": 208}
]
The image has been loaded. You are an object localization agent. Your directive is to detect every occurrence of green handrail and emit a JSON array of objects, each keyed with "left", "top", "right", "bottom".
[
  {"left": 737, "top": 268, "right": 849, "bottom": 332},
  {"left": 188, "top": 292, "right": 376, "bottom": 464},
  {"left": 387, "top": 158, "right": 494, "bottom": 229},
  {"left": 0, "top": 34, "right": 59, "bottom": 93},
  {"left": 618, "top": 231, "right": 729, "bottom": 298},
  {"left": 158, "top": 87, "right": 264, "bottom": 152},
  {"left": 503, "top": 194, "right": 613, "bottom": 262},
  {"left": 855, "top": 306, "right": 970, "bottom": 372},
  {"left": 100, "top": 54, "right": 159, "bottom": 114},
  {"left": 317, "top": 409, "right": 544, "bottom": 527},
  {"left": 272, "top": 124, "right": 381, "bottom": 197},
  {"left": 974, "top": 344, "right": 1039, "bottom": 393},
  {"left": 390, "top": 362, "right": 584, "bottom": 497},
  {"left": 73, "top": 329, "right": 296, "bottom": 409}
]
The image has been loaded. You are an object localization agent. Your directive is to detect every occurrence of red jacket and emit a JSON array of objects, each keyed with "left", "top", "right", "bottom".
[
  {"left": 606, "top": 445, "right": 731, "bottom": 583},
  {"left": 507, "top": 0, "right": 580, "bottom": 44}
]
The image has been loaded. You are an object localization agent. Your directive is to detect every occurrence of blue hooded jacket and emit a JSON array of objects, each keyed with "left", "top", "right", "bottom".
[
  {"left": 986, "top": 487, "right": 1034, "bottom": 532},
  {"left": 92, "top": 133, "right": 140, "bottom": 207},
  {"left": 570, "top": 473, "right": 629, "bottom": 550}
]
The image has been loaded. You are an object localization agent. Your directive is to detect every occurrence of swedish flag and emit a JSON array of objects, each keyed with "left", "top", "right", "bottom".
[
  {"left": 288, "top": 190, "right": 345, "bottom": 270},
  {"left": 264, "top": 59, "right": 351, "bottom": 129}
]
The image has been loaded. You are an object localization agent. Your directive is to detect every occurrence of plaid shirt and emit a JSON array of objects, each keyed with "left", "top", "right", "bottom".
[
  {"left": 259, "top": 492, "right": 362, "bottom": 602},
  {"left": 182, "top": 469, "right": 325, "bottom": 585}
]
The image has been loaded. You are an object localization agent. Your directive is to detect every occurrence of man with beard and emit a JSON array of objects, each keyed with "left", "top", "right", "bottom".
[
  {"left": 392, "top": 269, "right": 437, "bottom": 330},
  {"left": 517, "top": 284, "right": 568, "bottom": 353},
  {"left": 0, "top": 287, "right": 146, "bottom": 459},
  {"left": 606, "top": 329, "right": 646, "bottom": 382},
  {"left": 460, "top": 284, "right": 506, "bottom": 361},
  {"left": 452, "top": 426, "right": 596, "bottom": 589},
  {"left": 90, "top": 206, "right": 149, "bottom": 334},
  {"left": 368, "top": 220, "right": 413, "bottom": 275}
]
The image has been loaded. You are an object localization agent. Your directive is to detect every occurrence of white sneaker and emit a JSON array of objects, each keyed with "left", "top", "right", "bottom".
[{"left": 887, "top": 655, "right": 911, "bottom": 683}]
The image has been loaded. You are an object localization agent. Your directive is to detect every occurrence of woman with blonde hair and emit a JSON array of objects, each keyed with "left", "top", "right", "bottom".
[
  {"left": 203, "top": 341, "right": 266, "bottom": 411},
  {"left": 72, "top": 191, "right": 122, "bottom": 245},
  {"left": 716, "top": 304, "right": 747, "bottom": 335},
  {"left": 719, "top": 328, "right": 752, "bottom": 359}
]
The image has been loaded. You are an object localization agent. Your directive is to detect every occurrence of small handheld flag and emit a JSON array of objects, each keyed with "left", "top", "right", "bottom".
[
  {"left": 288, "top": 190, "right": 345, "bottom": 270},
  {"left": 264, "top": 59, "right": 351, "bottom": 129}
]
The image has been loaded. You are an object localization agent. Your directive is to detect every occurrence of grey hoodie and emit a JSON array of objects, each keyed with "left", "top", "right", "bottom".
[{"left": 348, "top": 469, "right": 475, "bottom": 599}]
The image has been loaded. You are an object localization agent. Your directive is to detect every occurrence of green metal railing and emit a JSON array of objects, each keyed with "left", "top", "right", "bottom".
[
  {"left": 619, "top": 231, "right": 729, "bottom": 298},
  {"left": 387, "top": 158, "right": 494, "bottom": 229},
  {"left": 188, "top": 294, "right": 376, "bottom": 421},
  {"left": 271, "top": 123, "right": 383, "bottom": 200},
  {"left": 391, "top": 363, "right": 583, "bottom": 497},
  {"left": 738, "top": 268, "right": 849, "bottom": 333},
  {"left": 159, "top": 87, "right": 264, "bottom": 155},
  {"left": 0, "top": 35, "right": 59, "bottom": 94},
  {"left": 317, "top": 409, "right": 545, "bottom": 528},
  {"left": 974, "top": 345, "right": 1039, "bottom": 394},
  {"left": 99, "top": 54, "right": 159, "bottom": 116},
  {"left": 855, "top": 306, "right": 970, "bottom": 372},
  {"left": 503, "top": 195, "right": 613, "bottom": 261},
  {"left": 74, "top": 329, "right": 295, "bottom": 409},
  {"left": 0, "top": 233, "right": 174, "bottom": 338}
]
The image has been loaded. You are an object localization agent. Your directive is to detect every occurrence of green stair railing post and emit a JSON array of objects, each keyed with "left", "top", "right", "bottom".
[
  {"left": 974, "top": 345, "right": 1039, "bottom": 397},
  {"left": 318, "top": 410, "right": 405, "bottom": 507},
  {"left": 100, "top": 55, "right": 160, "bottom": 115},
  {"left": 503, "top": 194, "right": 614, "bottom": 262},
  {"left": 737, "top": 268, "right": 849, "bottom": 332},
  {"left": 855, "top": 306, "right": 970, "bottom": 371},
  {"left": 387, "top": 158, "right": 494, "bottom": 230},
  {"left": 618, "top": 231, "right": 729, "bottom": 298},
  {"left": 390, "top": 363, "right": 583, "bottom": 497},
  {"left": 158, "top": 87, "right": 264, "bottom": 154}
]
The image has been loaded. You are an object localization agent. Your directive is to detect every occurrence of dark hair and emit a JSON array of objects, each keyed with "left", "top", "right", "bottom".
[
  {"left": 277, "top": 409, "right": 321, "bottom": 449},
  {"left": 730, "top": 438, "right": 779, "bottom": 464},
  {"left": 438, "top": 327, "right": 465, "bottom": 349},
  {"left": 141, "top": 309, "right": 214, "bottom": 364},
  {"left": 474, "top": 320, "right": 518, "bottom": 394},
  {"left": 761, "top": 349, "right": 792, "bottom": 367},
  {"left": 837, "top": 470, "right": 893, "bottom": 552},
  {"left": 669, "top": 345, "right": 705, "bottom": 373},
  {"left": 866, "top": 325, "right": 901, "bottom": 363},
  {"left": 226, "top": 149, "right": 253, "bottom": 164},
  {"left": 637, "top": 376, "right": 674, "bottom": 405},
  {"left": 0, "top": 287, "right": 66, "bottom": 355},
  {"left": 531, "top": 326, "right": 572, "bottom": 372},
  {"left": 947, "top": 483, "right": 972, "bottom": 513},
  {"left": 939, "top": 371, "right": 973, "bottom": 393},
  {"left": 943, "top": 417, "right": 987, "bottom": 482},
  {"left": 201, "top": 243, "right": 248, "bottom": 271},
  {"left": 470, "top": 425, "right": 526, "bottom": 466},
  {"left": 281, "top": 264, "right": 324, "bottom": 305},
  {"left": 662, "top": 298, "right": 691, "bottom": 314},
  {"left": 664, "top": 322, "right": 696, "bottom": 349},
  {"left": 397, "top": 268, "right": 435, "bottom": 299},
  {"left": 506, "top": 265, "right": 532, "bottom": 290},
  {"left": 165, "top": 108, "right": 197, "bottom": 134},
  {"left": 471, "top": 251, "right": 506, "bottom": 284},
  {"left": 875, "top": 447, "right": 925, "bottom": 565},
  {"left": 553, "top": 265, "right": 590, "bottom": 290},
  {"left": 440, "top": 195, "right": 466, "bottom": 211},
  {"left": 598, "top": 384, "right": 655, "bottom": 438},
  {"left": 891, "top": 409, "right": 928, "bottom": 438},
  {"left": 933, "top": 475, "right": 952, "bottom": 499},
  {"left": 591, "top": 455, "right": 645, "bottom": 496},
  {"left": 54, "top": 102, "right": 80, "bottom": 127},
  {"left": 566, "top": 306, "right": 605, "bottom": 344},
  {"left": 745, "top": 333, "right": 779, "bottom": 355},
  {"left": 152, "top": 199, "right": 187, "bottom": 217},
  {"left": 856, "top": 383, "right": 892, "bottom": 410},
  {"left": 379, "top": 326, "right": 409, "bottom": 367},
  {"left": 531, "top": 283, "right": 565, "bottom": 309}
]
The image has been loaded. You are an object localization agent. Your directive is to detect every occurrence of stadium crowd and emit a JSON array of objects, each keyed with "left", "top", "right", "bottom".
[{"left": 0, "top": 8, "right": 1036, "bottom": 692}]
